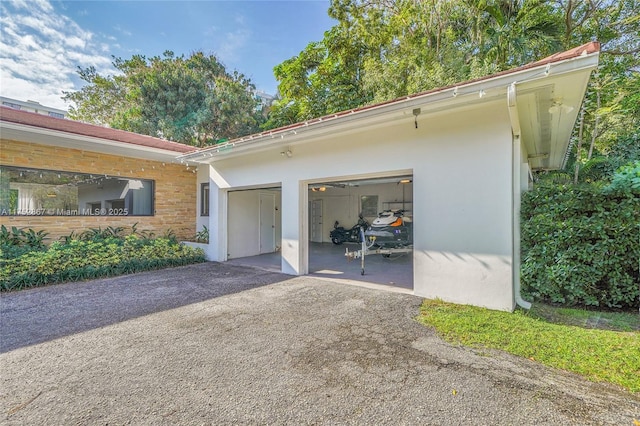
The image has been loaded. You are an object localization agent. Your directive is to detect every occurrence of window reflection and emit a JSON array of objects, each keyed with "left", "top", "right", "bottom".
[{"left": 0, "top": 166, "right": 154, "bottom": 216}]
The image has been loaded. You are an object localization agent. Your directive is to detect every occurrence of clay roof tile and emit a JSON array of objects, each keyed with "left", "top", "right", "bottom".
[{"left": 0, "top": 106, "right": 196, "bottom": 154}]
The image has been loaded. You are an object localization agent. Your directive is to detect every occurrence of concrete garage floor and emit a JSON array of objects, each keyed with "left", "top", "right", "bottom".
[{"left": 228, "top": 242, "right": 413, "bottom": 292}]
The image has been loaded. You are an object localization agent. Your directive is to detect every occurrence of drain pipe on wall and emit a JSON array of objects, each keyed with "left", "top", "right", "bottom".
[{"left": 507, "top": 82, "right": 533, "bottom": 310}]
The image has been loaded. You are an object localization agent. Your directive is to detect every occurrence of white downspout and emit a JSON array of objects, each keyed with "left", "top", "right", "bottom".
[{"left": 507, "top": 82, "right": 532, "bottom": 310}]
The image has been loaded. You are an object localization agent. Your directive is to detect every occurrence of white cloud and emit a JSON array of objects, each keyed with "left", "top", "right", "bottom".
[
  {"left": 113, "top": 25, "right": 132, "bottom": 37},
  {"left": 214, "top": 15, "right": 251, "bottom": 65},
  {"left": 0, "top": 0, "right": 116, "bottom": 110}
]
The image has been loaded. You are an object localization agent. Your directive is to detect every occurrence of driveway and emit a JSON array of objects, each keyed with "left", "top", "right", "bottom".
[{"left": 1, "top": 262, "right": 638, "bottom": 425}]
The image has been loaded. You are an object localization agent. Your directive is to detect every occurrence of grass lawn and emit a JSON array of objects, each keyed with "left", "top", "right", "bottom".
[
  {"left": 528, "top": 303, "right": 639, "bottom": 331},
  {"left": 418, "top": 300, "right": 640, "bottom": 393}
]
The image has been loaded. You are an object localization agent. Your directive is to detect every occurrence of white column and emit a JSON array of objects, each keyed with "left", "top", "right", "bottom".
[
  {"left": 207, "top": 165, "right": 228, "bottom": 262},
  {"left": 280, "top": 179, "right": 306, "bottom": 275}
]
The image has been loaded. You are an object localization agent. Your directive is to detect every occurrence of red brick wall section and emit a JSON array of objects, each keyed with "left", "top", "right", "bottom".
[{"left": 0, "top": 139, "right": 198, "bottom": 242}]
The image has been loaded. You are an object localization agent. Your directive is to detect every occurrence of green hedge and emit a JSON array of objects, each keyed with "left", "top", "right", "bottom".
[
  {"left": 521, "top": 184, "right": 639, "bottom": 309},
  {"left": 0, "top": 235, "right": 205, "bottom": 291}
]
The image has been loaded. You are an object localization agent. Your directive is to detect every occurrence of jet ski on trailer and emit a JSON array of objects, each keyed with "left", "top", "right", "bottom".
[
  {"left": 344, "top": 209, "right": 413, "bottom": 275},
  {"left": 364, "top": 209, "right": 412, "bottom": 248}
]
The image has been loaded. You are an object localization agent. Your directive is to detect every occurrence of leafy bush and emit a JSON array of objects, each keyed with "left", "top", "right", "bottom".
[
  {"left": 604, "top": 161, "right": 640, "bottom": 194},
  {"left": 521, "top": 184, "right": 639, "bottom": 309},
  {"left": 0, "top": 225, "right": 49, "bottom": 260},
  {"left": 0, "top": 225, "right": 49, "bottom": 247},
  {"left": 0, "top": 234, "right": 205, "bottom": 291},
  {"left": 195, "top": 226, "right": 209, "bottom": 243},
  {"left": 76, "top": 225, "right": 126, "bottom": 242}
]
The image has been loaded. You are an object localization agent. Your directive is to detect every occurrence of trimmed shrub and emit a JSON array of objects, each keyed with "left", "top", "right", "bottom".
[
  {"left": 521, "top": 184, "right": 639, "bottom": 309},
  {"left": 0, "top": 235, "right": 205, "bottom": 291}
]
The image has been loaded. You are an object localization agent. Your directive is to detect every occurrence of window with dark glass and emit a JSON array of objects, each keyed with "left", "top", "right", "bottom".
[
  {"left": 200, "top": 183, "right": 210, "bottom": 217},
  {"left": 0, "top": 166, "right": 154, "bottom": 216}
]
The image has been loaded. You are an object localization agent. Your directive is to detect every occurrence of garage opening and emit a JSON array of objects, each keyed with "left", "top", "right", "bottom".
[
  {"left": 226, "top": 187, "right": 282, "bottom": 271},
  {"left": 308, "top": 174, "right": 413, "bottom": 290}
]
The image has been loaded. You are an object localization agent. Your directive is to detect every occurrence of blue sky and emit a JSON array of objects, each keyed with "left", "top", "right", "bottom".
[{"left": 0, "top": 0, "right": 336, "bottom": 110}]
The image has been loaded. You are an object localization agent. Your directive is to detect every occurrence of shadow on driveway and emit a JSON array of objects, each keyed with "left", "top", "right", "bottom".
[
  {"left": 2, "top": 264, "right": 639, "bottom": 424},
  {"left": 0, "top": 262, "right": 290, "bottom": 353}
]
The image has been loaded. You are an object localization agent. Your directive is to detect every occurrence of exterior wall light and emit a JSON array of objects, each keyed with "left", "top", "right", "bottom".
[{"left": 413, "top": 108, "right": 421, "bottom": 129}]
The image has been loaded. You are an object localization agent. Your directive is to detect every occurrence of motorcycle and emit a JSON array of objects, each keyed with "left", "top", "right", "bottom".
[
  {"left": 364, "top": 209, "right": 413, "bottom": 248},
  {"left": 330, "top": 213, "right": 370, "bottom": 245}
]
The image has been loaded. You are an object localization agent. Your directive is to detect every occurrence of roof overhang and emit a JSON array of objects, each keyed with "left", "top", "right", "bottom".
[
  {"left": 178, "top": 44, "right": 599, "bottom": 170},
  {"left": 512, "top": 64, "right": 594, "bottom": 171},
  {"left": 1, "top": 121, "right": 187, "bottom": 162}
]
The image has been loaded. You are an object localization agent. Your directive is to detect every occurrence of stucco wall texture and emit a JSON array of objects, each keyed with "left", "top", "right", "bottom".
[{"left": 1, "top": 139, "right": 197, "bottom": 241}]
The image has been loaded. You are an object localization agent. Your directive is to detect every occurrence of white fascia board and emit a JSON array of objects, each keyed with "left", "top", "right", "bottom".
[
  {"left": 1, "top": 122, "right": 186, "bottom": 162},
  {"left": 178, "top": 51, "right": 600, "bottom": 164}
]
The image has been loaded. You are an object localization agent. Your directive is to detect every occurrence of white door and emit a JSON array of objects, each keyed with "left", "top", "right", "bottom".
[
  {"left": 310, "top": 199, "right": 323, "bottom": 243},
  {"left": 259, "top": 192, "right": 276, "bottom": 254},
  {"left": 228, "top": 191, "right": 260, "bottom": 258}
]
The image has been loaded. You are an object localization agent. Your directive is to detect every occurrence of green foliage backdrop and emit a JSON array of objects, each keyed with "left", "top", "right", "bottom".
[
  {"left": 521, "top": 184, "right": 639, "bottom": 309},
  {"left": 266, "top": 1, "right": 638, "bottom": 132},
  {"left": 64, "top": 51, "right": 264, "bottom": 146}
]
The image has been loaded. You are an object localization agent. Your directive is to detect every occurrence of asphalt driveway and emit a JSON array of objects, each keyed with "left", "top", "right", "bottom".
[{"left": 1, "top": 262, "right": 638, "bottom": 425}]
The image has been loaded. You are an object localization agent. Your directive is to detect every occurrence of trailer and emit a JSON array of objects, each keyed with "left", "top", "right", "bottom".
[{"left": 345, "top": 235, "right": 412, "bottom": 275}]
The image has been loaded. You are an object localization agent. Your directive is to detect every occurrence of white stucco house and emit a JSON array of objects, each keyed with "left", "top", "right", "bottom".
[
  {"left": 178, "top": 42, "right": 600, "bottom": 312},
  {"left": 0, "top": 42, "right": 600, "bottom": 312}
]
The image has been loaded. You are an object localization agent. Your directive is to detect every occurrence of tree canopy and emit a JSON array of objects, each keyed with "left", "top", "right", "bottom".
[
  {"left": 63, "top": 0, "right": 638, "bottom": 174},
  {"left": 265, "top": 0, "right": 639, "bottom": 184},
  {"left": 64, "top": 51, "right": 264, "bottom": 147}
]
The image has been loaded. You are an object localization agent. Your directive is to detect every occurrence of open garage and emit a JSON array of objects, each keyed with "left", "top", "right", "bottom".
[
  {"left": 307, "top": 175, "right": 413, "bottom": 289},
  {"left": 181, "top": 43, "right": 599, "bottom": 311},
  {"left": 222, "top": 176, "right": 415, "bottom": 290}
]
